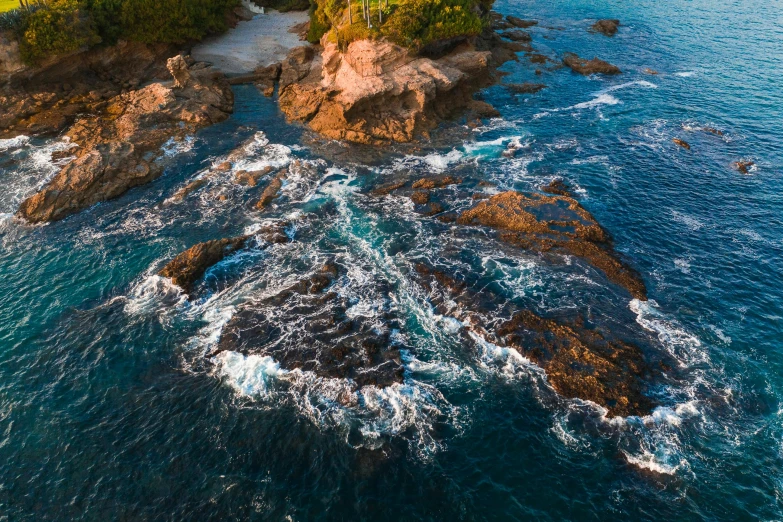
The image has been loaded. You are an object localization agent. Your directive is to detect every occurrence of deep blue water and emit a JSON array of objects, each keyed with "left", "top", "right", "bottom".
[{"left": 1, "top": 0, "right": 782, "bottom": 519}]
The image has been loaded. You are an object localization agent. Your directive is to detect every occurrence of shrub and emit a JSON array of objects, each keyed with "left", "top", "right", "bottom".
[
  {"left": 19, "top": 0, "right": 98, "bottom": 64},
  {"left": 119, "top": 0, "right": 239, "bottom": 44},
  {"left": 381, "top": 0, "right": 487, "bottom": 51}
]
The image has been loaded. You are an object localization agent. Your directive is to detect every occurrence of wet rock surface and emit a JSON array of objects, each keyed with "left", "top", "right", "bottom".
[
  {"left": 505, "top": 82, "right": 547, "bottom": 94},
  {"left": 160, "top": 236, "right": 249, "bottom": 294},
  {"left": 215, "top": 263, "right": 405, "bottom": 389},
  {"left": 562, "top": 53, "right": 621, "bottom": 75},
  {"left": 591, "top": 19, "right": 620, "bottom": 37},
  {"left": 457, "top": 191, "right": 647, "bottom": 300},
  {"left": 16, "top": 56, "right": 234, "bottom": 223},
  {"left": 506, "top": 16, "right": 538, "bottom": 29},
  {"left": 0, "top": 41, "right": 176, "bottom": 139},
  {"left": 414, "top": 264, "right": 664, "bottom": 417}
]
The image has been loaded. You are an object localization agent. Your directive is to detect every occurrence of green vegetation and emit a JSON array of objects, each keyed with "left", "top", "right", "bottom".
[
  {"left": 1, "top": 0, "right": 239, "bottom": 65},
  {"left": 307, "top": 0, "right": 492, "bottom": 51}
]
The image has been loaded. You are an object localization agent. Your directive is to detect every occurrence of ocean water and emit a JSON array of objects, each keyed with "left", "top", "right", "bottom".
[{"left": 1, "top": 0, "right": 782, "bottom": 519}]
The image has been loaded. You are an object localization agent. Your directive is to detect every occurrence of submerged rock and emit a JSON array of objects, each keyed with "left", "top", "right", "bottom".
[
  {"left": 502, "top": 29, "right": 533, "bottom": 42},
  {"left": 160, "top": 236, "right": 249, "bottom": 294},
  {"left": 672, "top": 138, "right": 691, "bottom": 150},
  {"left": 734, "top": 160, "right": 755, "bottom": 174},
  {"left": 17, "top": 56, "right": 234, "bottom": 223},
  {"left": 215, "top": 263, "right": 405, "bottom": 388},
  {"left": 562, "top": 53, "right": 621, "bottom": 75},
  {"left": 505, "top": 82, "right": 546, "bottom": 94},
  {"left": 506, "top": 16, "right": 538, "bottom": 28},
  {"left": 591, "top": 19, "right": 620, "bottom": 36},
  {"left": 457, "top": 191, "right": 647, "bottom": 300}
]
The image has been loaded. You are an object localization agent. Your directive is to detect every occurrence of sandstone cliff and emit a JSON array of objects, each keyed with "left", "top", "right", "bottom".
[{"left": 277, "top": 31, "right": 517, "bottom": 144}]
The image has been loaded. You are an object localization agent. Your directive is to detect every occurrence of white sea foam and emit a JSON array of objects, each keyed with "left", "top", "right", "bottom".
[
  {"left": 623, "top": 450, "right": 685, "bottom": 475},
  {"left": 214, "top": 351, "right": 285, "bottom": 397},
  {"left": 630, "top": 299, "right": 706, "bottom": 366},
  {"left": 0, "top": 135, "right": 30, "bottom": 152},
  {"left": 674, "top": 71, "right": 696, "bottom": 77},
  {"left": 161, "top": 136, "right": 196, "bottom": 157}
]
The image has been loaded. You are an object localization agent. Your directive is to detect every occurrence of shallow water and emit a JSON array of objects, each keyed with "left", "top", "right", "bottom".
[{"left": 1, "top": 0, "right": 782, "bottom": 519}]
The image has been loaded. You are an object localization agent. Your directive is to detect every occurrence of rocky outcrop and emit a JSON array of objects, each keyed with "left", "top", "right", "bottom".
[
  {"left": 505, "top": 82, "right": 546, "bottom": 94},
  {"left": 672, "top": 138, "right": 691, "bottom": 150},
  {"left": 215, "top": 263, "right": 406, "bottom": 389},
  {"left": 414, "top": 264, "right": 663, "bottom": 417},
  {"left": 160, "top": 236, "right": 249, "bottom": 293},
  {"left": 277, "top": 31, "right": 517, "bottom": 145},
  {"left": 506, "top": 16, "right": 538, "bottom": 28},
  {"left": 0, "top": 31, "right": 24, "bottom": 77},
  {"left": 0, "top": 41, "right": 177, "bottom": 139},
  {"left": 591, "top": 19, "right": 620, "bottom": 36},
  {"left": 17, "top": 56, "right": 234, "bottom": 223},
  {"left": 734, "top": 160, "right": 754, "bottom": 174},
  {"left": 457, "top": 191, "right": 647, "bottom": 300},
  {"left": 562, "top": 53, "right": 621, "bottom": 75}
]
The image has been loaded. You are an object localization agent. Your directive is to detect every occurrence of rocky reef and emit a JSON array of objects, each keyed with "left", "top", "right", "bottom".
[
  {"left": 215, "top": 262, "right": 406, "bottom": 390},
  {"left": 414, "top": 264, "right": 662, "bottom": 417},
  {"left": 457, "top": 191, "right": 647, "bottom": 300},
  {"left": 17, "top": 56, "right": 234, "bottom": 223}
]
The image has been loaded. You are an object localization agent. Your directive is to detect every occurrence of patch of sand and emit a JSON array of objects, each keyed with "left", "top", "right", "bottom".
[{"left": 192, "top": 10, "right": 309, "bottom": 75}]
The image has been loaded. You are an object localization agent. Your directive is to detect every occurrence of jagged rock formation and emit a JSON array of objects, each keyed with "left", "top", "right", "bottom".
[
  {"left": 160, "top": 236, "right": 250, "bottom": 293},
  {"left": 591, "top": 19, "right": 620, "bottom": 36},
  {"left": 0, "top": 40, "right": 177, "bottom": 139},
  {"left": 277, "top": 31, "right": 518, "bottom": 144},
  {"left": 17, "top": 56, "right": 234, "bottom": 223},
  {"left": 457, "top": 191, "right": 647, "bottom": 299},
  {"left": 215, "top": 263, "right": 406, "bottom": 389},
  {"left": 414, "top": 264, "right": 663, "bottom": 417},
  {"left": 562, "top": 53, "right": 621, "bottom": 75}
]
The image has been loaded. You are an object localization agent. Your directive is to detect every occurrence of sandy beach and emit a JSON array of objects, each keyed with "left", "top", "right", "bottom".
[{"left": 192, "top": 10, "right": 309, "bottom": 75}]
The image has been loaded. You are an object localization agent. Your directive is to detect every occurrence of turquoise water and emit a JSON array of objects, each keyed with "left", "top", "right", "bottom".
[{"left": 1, "top": 0, "right": 782, "bottom": 519}]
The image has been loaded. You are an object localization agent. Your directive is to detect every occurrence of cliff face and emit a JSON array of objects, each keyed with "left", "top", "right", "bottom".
[{"left": 278, "top": 32, "right": 515, "bottom": 144}]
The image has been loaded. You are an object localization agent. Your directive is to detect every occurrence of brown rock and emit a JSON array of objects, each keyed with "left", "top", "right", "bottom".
[
  {"left": 411, "top": 175, "right": 461, "bottom": 190},
  {"left": 502, "top": 29, "right": 533, "bottom": 42},
  {"left": 672, "top": 138, "right": 691, "bottom": 150},
  {"left": 410, "top": 190, "right": 430, "bottom": 205},
  {"left": 562, "top": 53, "right": 621, "bottom": 75},
  {"left": 542, "top": 179, "right": 572, "bottom": 196},
  {"left": 160, "top": 236, "right": 248, "bottom": 293},
  {"left": 591, "top": 19, "right": 620, "bottom": 37},
  {"left": 734, "top": 160, "right": 754, "bottom": 174},
  {"left": 235, "top": 166, "right": 274, "bottom": 186},
  {"left": 414, "top": 264, "right": 662, "bottom": 417},
  {"left": 16, "top": 57, "right": 233, "bottom": 223},
  {"left": 505, "top": 82, "right": 546, "bottom": 94},
  {"left": 457, "top": 191, "right": 647, "bottom": 299},
  {"left": 703, "top": 127, "right": 724, "bottom": 136},
  {"left": 255, "top": 171, "right": 286, "bottom": 210},
  {"left": 278, "top": 34, "right": 515, "bottom": 145},
  {"left": 506, "top": 16, "right": 538, "bottom": 28},
  {"left": 528, "top": 53, "right": 550, "bottom": 64},
  {"left": 644, "top": 68, "right": 659, "bottom": 75}
]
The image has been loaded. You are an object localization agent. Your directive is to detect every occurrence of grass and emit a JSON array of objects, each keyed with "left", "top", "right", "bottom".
[{"left": 0, "top": 0, "right": 18, "bottom": 14}]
